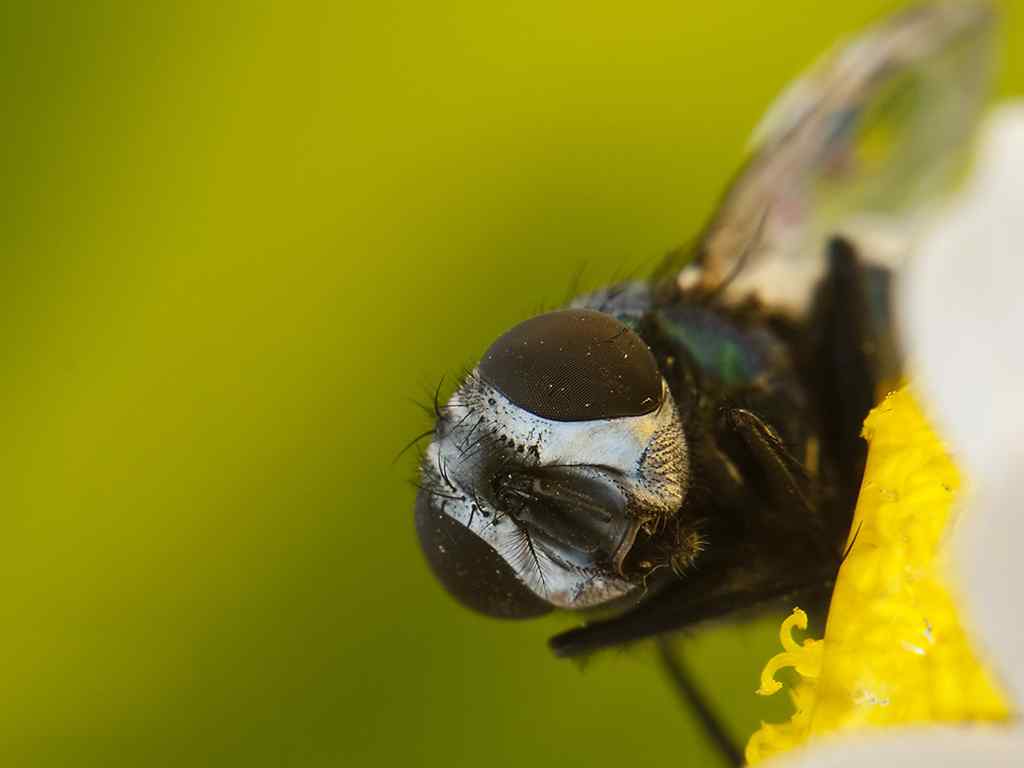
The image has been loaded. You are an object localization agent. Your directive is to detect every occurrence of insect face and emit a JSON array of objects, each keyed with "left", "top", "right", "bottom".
[{"left": 415, "top": 309, "right": 689, "bottom": 617}]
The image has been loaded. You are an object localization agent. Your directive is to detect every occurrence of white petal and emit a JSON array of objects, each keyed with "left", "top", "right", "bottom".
[
  {"left": 902, "top": 104, "right": 1024, "bottom": 486},
  {"left": 901, "top": 103, "right": 1024, "bottom": 697},
  {"left": 778, "top": 727, "right": 1024, "bottom": 768},
  {"left": 782, "top": 105, "right": 1024, "bottom": 768}
]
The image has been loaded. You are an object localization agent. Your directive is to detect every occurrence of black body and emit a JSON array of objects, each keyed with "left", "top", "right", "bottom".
[{"left": 548, "top": 237, "right": 880, "bottom": 657}]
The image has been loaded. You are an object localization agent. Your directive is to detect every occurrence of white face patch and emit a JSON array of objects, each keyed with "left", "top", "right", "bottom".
[{"left": 421, "top": 370, "right": 688, "bottom": 610}]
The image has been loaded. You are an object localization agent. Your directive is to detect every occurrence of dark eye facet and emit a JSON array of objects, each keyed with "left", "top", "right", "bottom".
[
  {"left": 414, "top": 490, "right": 552, "bottom": 619},
  {"left": 478, "top": 308, "right": 662, "bottom": 422}
]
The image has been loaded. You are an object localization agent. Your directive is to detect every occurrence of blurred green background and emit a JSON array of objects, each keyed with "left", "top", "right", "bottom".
[{"left": 3, "top": 1, "right": 1021, "bottom": 766}]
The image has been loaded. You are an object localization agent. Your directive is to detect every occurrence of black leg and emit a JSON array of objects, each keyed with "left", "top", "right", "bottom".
[
  {"left": 805, "top": 237, "right": 878, "bottom": 513},
  {"left": 549, "top": 574, "right": 832, "bottom": 658},
  {"left": 716, "top": 406, "right": 815, "bottom": 518},
  {"left": 656, "top": 637, "right": 743, "bottom": 767}
]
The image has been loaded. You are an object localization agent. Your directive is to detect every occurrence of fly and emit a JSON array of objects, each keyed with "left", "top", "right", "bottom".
[{"left": 411, "top": 2, "right": 995, "bottom": 764}]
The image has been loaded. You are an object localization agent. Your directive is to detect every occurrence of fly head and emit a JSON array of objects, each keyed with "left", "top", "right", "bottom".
[{"left": 415, "top": 309, "right": 690, "bottom": 617}]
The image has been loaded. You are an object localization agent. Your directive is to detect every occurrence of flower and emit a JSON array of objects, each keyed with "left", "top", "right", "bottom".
[
  {"left": 744, "top": 104, "right": 1024, "bottom": 766},
  {"left": 746, "top": 389, "right": 1010, "bottom": 764}
]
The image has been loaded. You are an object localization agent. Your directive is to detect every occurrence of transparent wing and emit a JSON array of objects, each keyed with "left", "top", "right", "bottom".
[{"left": 675, "top": 1, "right": 996, "bottom": 315}]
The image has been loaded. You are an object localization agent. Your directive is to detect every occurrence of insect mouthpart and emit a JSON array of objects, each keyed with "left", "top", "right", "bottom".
[{"left": 492, "top": 466, "right": 638, "bottom": 573}]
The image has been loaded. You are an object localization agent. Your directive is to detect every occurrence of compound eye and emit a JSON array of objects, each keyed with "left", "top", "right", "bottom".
[
  {"left": 414, "top": 490, "right": 552, "bottom": 619},
  {"left": 479, "top": 308, "right": 662, "bottom": 422}
]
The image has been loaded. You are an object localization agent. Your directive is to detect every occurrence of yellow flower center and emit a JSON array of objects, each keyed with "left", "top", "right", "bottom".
[{"left": 745, "top": 388, "right": 1012, "bottom": 765}]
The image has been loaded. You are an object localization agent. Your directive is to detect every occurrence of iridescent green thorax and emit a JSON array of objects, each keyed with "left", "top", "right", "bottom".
[{"left": 648, "top": 304, "right": 787, "bottom": 388}]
